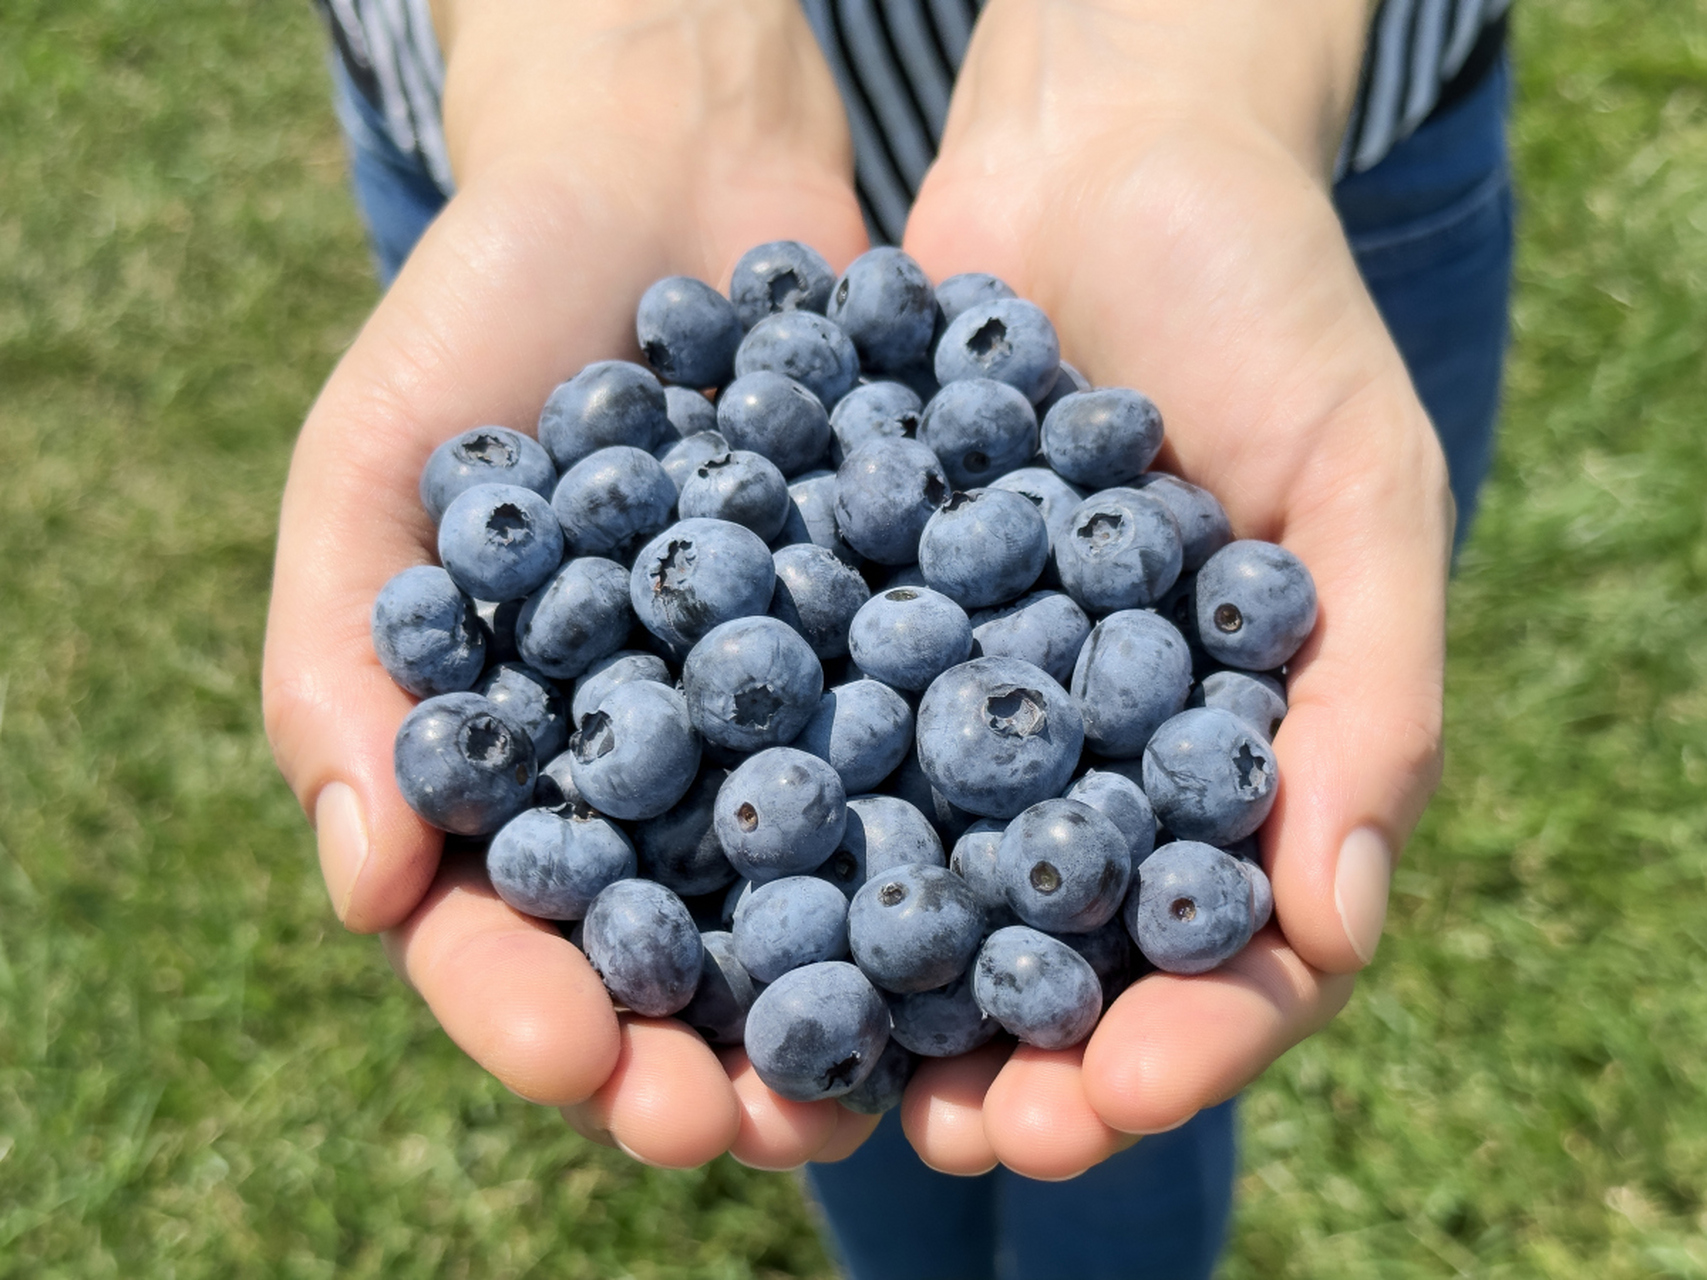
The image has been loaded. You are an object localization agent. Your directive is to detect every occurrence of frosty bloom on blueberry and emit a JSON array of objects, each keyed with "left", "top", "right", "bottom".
[{"left": 372, "top": 241, "right": 1312, "bottom": 1105}]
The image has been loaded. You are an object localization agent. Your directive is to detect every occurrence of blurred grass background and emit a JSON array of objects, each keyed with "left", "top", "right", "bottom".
[{"left": 1, "top": 0, "right": 1704, "bottom": 1274}]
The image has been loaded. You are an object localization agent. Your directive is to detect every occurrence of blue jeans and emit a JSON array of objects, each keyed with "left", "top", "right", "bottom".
[{"left": 331, "top": 48, "right": 1512, "bottom": 1280}]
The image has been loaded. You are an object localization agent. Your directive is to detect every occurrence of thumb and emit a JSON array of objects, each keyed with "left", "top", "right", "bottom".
[{"left": 1262, "top": 396, "right": 1452, "bottom": 974}]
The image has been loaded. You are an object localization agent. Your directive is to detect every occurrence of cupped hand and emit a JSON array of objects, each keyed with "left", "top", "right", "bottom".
[
  {"left": 887, "top": 0, "right": 1451, "bottom": 1179},
  {"left": 262, "top": 0, "right": 875, "bottom": 1169}
]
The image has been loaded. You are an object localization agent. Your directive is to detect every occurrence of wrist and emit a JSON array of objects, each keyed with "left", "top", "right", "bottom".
[
  {"left": 946, "top": 0, "right": 1371, "bottom": 182},
  {"left": 436, "top": 0, "right": 852, "bottom": 196}
]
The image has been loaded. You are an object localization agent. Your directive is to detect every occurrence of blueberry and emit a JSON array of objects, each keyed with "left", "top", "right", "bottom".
[
  {"left": 1142, "top": 707, "right": 1277, "bottom": 845},
  {"left": 889, "top": 975, "right": 997, "bottom": 1057},
  {"left": 476, "top": 662, "right": 570, "bottom": 761},
  {"left": 534, "top": 749, "right": 583, "bottom": 809},
  {"left": 486, "top": 805, "right": 637, "bottom": 920},
  {"left": 1064, "top": 769, "right": 1157, "bottom": 869},
  {"left": 659, "top": 424, "right": 732, "bottom": 498},
  {"left": 1194, "top": 541, "right": 1318, "bottom": 671},
  {"left": 918, "top": 378, "right": 1038, "bottom": 489},
  {"left": 583, "top": 878, "right": 704, "bottom": 1016},
  {"left": 538, "top": 361, "right": 673, "bottom": 470},
  {"left": 1131, "top": 472, "right": 1232, "bottom": 572},
  {"left": 663, "top": 385, "right": 719, "bottom": 440},
  {"left": 828, "top": 381, "right": 922, "bottom": 461},
  {"left": 570, "top": 649, "right": 672, "bottom": 729},
  {"left": 933, "top": 272, "right": 1016, "bottom": 327},
  {"left": 848, "top": 864, "right": 984, "bottom": 993},
  {"left": 774, "top": 469, "right": 862, "bottom": 565},
  {"left": 629, "top": 518, "right": 776, "bottom": 655},
  {"left": 679, "top": 929, "right": 758, "bottom": 1046},
  {"left": 678, "top": 449, "right": 792, "bottom": 541},
  {"left": 475, "top": 597, "right": 522, "bottom": 665},
  {"left": 918, "top": 489, "right": 1049, "bottom": 609},
  {"left": 716, "top": 371, "right": 831, "bottom": 478},
  {"left": 681, "top": 616, "right": 823, "bottom": 752},
  {"left": 745, "top": 960, "right": 891, "bottom": 1101},
  {"left": 735, "top": 310, "right": 860, "bottom": 408},
  {"left": 729, "top": 239, "right": 836, "bottom": 329},
  {"left": 568, "top": 680, "right": 701, "bottom": 821},
  {"left": 1033, "top": 360, "right": 1092, "bottom": 422},
  {"left": 720, "top": 877, "right": 752, "bottom": 930},
  {"left": 948, "top": 819, "right": 1008, "bottom": 911},
  {"left": 883, "top": 747, "right": 976, "bottom": 844},
  {"left": 1070, "top": 609, "right": 1194, "bottom": 758},
  {"left": 881, "top": 564, "right": 929, "bottom": 591},
  {"left": 633, "top": 766, "right": 739, "bottom": 896},
  {"left": 437, "top": 483, "right": 565, "bottom": 603},
  {"left": 847, "top": 587, "right": 972, "bottom": 692},
  {"left": 420, "top": 426, "right": 556, "bottom": 523},
  {"left": 794, "top": 680, "right": 914, "bottom": 794},
  {"left": 1039, "top": 388, "right": 1164, "bottom": 488},
  {"left": 833, "top": 437, "right": 951, "bottom": 566},
  {"left": 826, "top": 247, "right": 936, "bottom": 374},
  {"left": 934, "top": 299, "right": 1061, "bottom": 404},
  {"left": 837, "top": 1039, "right": 916, "bottom": 1115},
  {"left": 371, "top": 565, "right": 486, "bottom": 697},
  {"left": 1124, "top": 841, "right": 1254, "bottom": 975},
  {"left": 550, "top": 445, "right": 677, "bottom": 558},
  {"left": 969, "top": 590, "right": 1090, "bottom": 687},
  {"left": 714, "top": 747, "right": 848, "bottom": 883},
  {"left": 733, "top": 875, "right": 852, "bottom": 982},
  {"left": 1233, "top": 852, "right": 1274, "bottom": 933},
  {"left": 995, "top": 798, "right": 1131, "bottom": 933},
  {"left": 516, "top": 556, "right": 634, "bottom": 680},
  {"left": 1054, "top": 487, "right": 1184, "bottom": 612},
  {"left": 971, "top": 926, "right": 1102, "bottom": 1049},
  {"left": 815, "top": 794, "right": 945, "bottom": 900},
  {"left": 986, "top": 467, "right": 1086, "bottom": 549},
  {"left": 636, "top": 275, "right": 743, "bottom": 389},
  {"left": 914, "top": 657, "right": 1084, "bottom": 820},
  {"left": 769, "top": 543, "right": 870, "bottom": 660},
  {"left": 393, "top": 692, "right": 536, "bottom": 835},
  {"left": 1196, "top": 669, "right": 1287, "bottom": 741},
  {"left": 1059, "top": 916, "right": 1135, "bottom": 1007}
]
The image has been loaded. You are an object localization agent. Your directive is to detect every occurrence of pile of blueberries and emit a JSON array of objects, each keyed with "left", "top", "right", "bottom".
[{"left": 373, "top": 241, "right": 1317, "bottom": 1112}]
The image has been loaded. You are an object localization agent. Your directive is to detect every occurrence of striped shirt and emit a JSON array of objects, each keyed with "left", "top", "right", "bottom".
[{"left": 316, "top": 0, "right": 1511, "bottom": 244}]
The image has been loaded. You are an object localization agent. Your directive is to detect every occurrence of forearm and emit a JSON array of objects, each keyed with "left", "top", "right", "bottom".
[
  {"left": 947, "top": 0, "right": 1372, "bottom": 181},
  {"left": 433, "top": 0, "right": 853, "bottom": 200}
]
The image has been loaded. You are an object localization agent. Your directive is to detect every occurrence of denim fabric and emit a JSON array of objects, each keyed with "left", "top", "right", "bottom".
[
  {"left": 804, "top": 1101, "right": 1238, "bottom": 1280},
  {"left": 329, "top": 41, "right": 1514, "bottom": 1280}
]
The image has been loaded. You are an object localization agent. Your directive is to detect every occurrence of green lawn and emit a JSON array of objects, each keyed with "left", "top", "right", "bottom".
[{"left": 2, "top": 1, "right": 1705, "bottom": 1275}]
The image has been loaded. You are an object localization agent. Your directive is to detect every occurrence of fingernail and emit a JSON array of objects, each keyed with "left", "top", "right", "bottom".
[
  {"left": 1333, "top": 826, "right": 1392, "bottom": 965},
  {"left": 315, "top": 781, "right": 370, "bottom": 924}
]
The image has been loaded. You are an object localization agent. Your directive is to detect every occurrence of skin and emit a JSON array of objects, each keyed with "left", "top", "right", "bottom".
[{"left": 264, "top": 0, "right": 1445, "bottom": 1179}]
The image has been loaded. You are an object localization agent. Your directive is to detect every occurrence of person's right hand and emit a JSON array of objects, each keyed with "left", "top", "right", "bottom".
[{"left": 261, "top": 0, "right": 879, "bottom": 1171}]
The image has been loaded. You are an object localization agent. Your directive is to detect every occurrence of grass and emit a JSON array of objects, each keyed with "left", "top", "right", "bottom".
[{"left": 0, "top": 0, "right": 1704, "bottom": 1274}]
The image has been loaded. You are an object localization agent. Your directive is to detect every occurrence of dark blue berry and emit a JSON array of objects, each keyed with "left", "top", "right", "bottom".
[
  {"left": 371, "top": 565, "right": 486, "bottom": 697},
  {"left": 393, "top": 692, "right": 536, "bottom": 835},
  {"left": 420, "top": 426, "right": 556, "bottom": 523},
  {"left": 583, "top": 878, "right": 704, "bottom": 1016},
  {"left": 636, "top": 276, "right": 743, "bottom": 389}
]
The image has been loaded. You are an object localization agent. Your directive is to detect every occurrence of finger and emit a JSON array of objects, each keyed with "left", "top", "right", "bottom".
[
  {"left": 383, "top": 849, "right": 621, "bottom": 1106},
  {"left": 561, "top": 1106, "right": 618, "bottom": 1149},
  {"left": 899, "top": 1039, "right": 1013, "bottom": 1176},
  {"left": 812, "top": 1107, "right": 884, "bottom": 1164},
  {"left": 718, "top": 1048, "right": 841, "bottom": 1170},
  {"left": 1080, "top": 930, "right": 1354, "bottom": 1135},
  {"left": 981, "top": 1043, "right": 1131, "bottom": 1180},
  {"left": 569, "top": 1016, "right": 741, "bottom": 1169}
]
